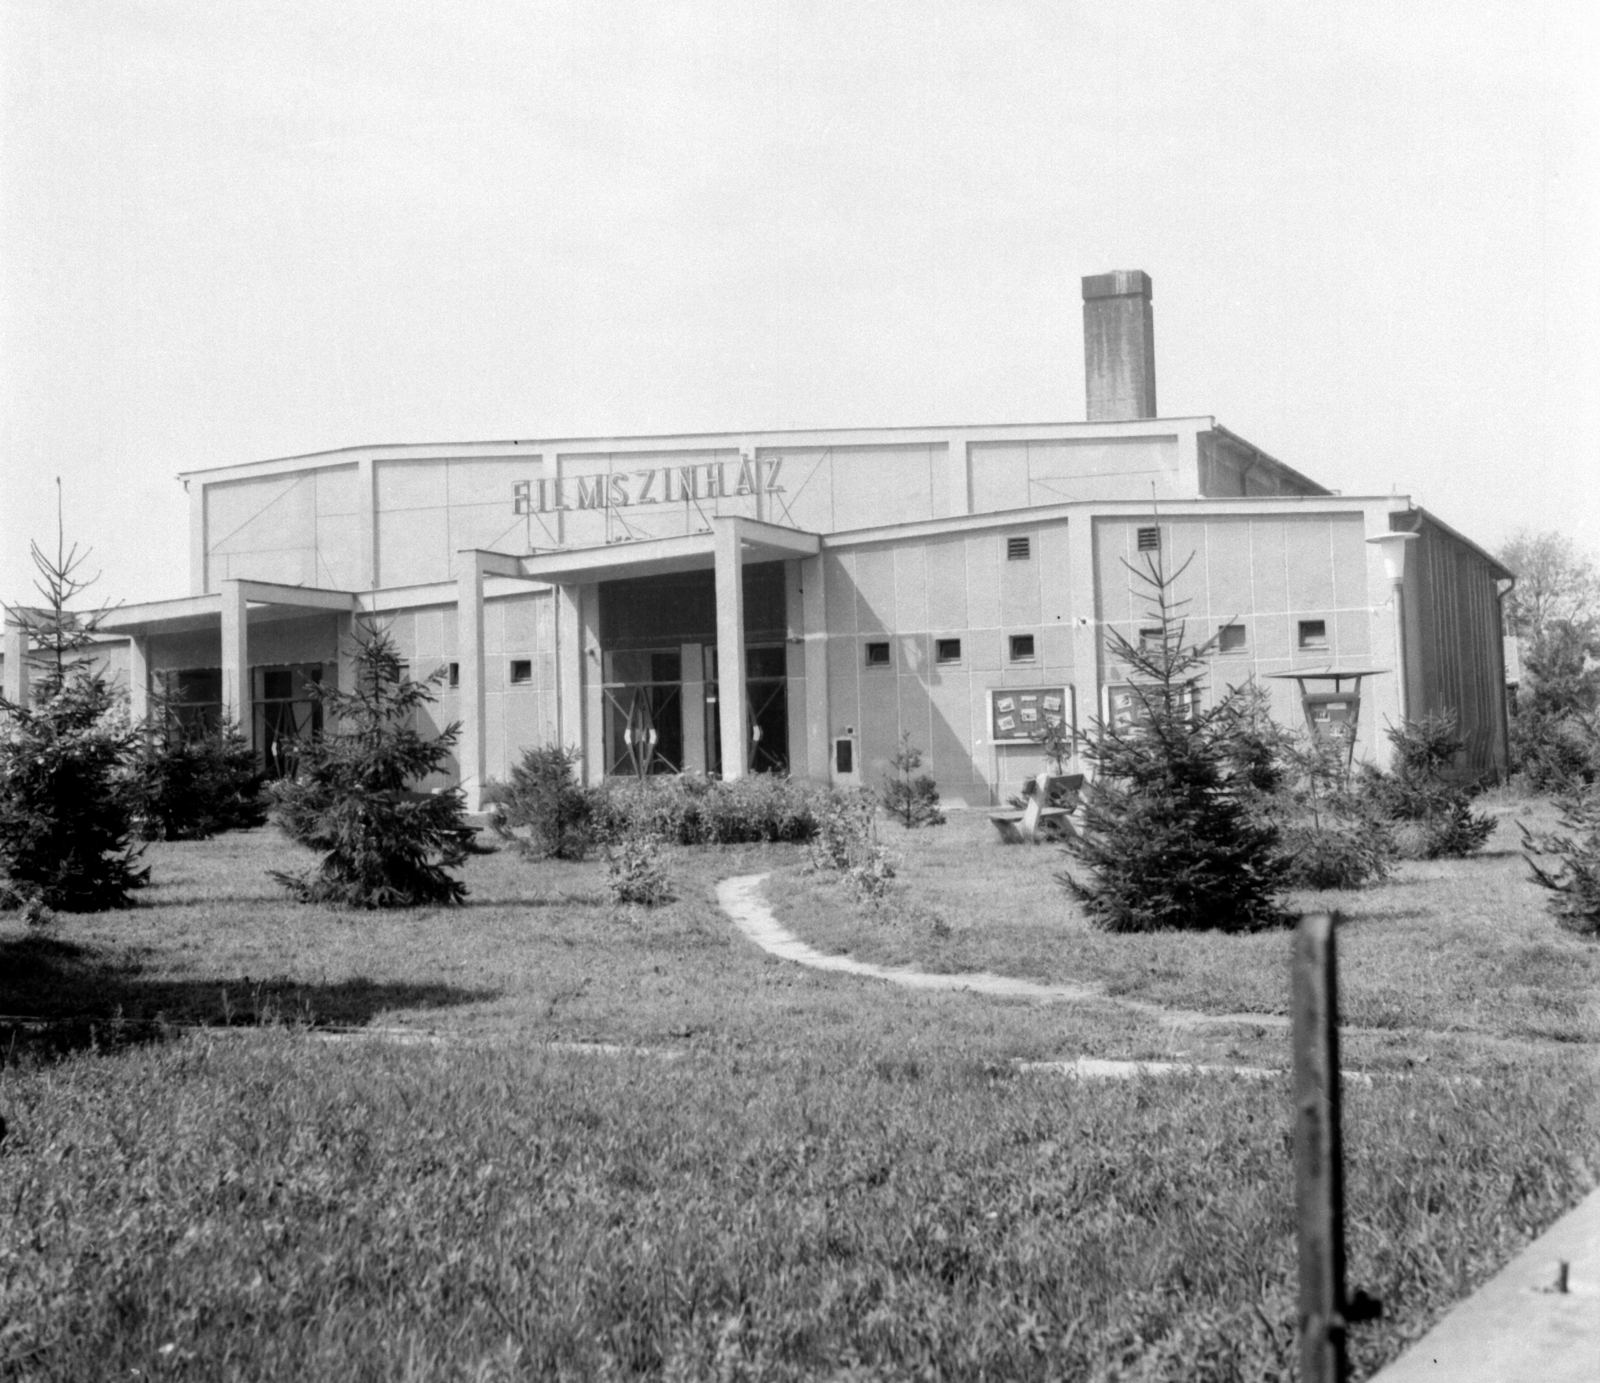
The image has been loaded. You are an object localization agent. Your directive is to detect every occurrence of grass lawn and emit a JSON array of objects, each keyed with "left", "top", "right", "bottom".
[
  {"left": 768, "top": 798, "right": 1600, "bottom": 1048},
  {"left": 1, "top": 816, "right": 1596, "bottom": 1382}
]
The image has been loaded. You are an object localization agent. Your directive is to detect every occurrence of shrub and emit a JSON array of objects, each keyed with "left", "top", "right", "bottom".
[
  {"left": 809, "top": 787, "right": 895, "bottom": 902},
  {"left": 1509, "top": 622, "right": 1600, "bottom": 790},
  {"left": 487, "top": 745, "right": 596, "bottom": 860},
  {"left": 605, "top": 830, "right": 673, "bottom": 907},
  {"left": 594, "top": 774, "right": 826, "bottom": 846},
  {"left": 1522, "top": 785, "right": 1600, "bottom": 936},
  {"left": 0, "top": 522, "right": 146, "bottom": 912},
  {"left": 1263, "top": 721, "right": 1396, "bottom": 891},
  {"left": 881, "top": 733, "right": 945, "bottom": 829},
  {"left": 133, "top": 722, "right": 267, "bottom": 841},
  {"left": 1061, "top": 545, "right": 1288, "bottom": 933},
  {"left": 269, "top": 625, "right": 477, "bottom": 907},
  {"left": 1361, "top": 712, "right": 1494, "bottom": 859}
]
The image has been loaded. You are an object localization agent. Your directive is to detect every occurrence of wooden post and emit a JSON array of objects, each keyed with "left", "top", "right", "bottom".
[{"left": 1294, "top": 911, "right": 1348, "bottom": 1383}]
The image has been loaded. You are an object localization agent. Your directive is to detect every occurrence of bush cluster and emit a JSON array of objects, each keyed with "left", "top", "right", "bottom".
[
  {"left": 605, "top": 830, "right": 674, "bottom": 907},
  {"left": 809, "top": 787, "right": 895, "bottom": 902},
  {"left": 592, "top": 773, "right": 828, "bottom": 846},
  {"left": 486, "top": 745, "right": 595, "bottom": 859},
  {"left": 1522, "top": 784, "right": 1600, "bottom": 937},
  {"left": 134, "top": 724, "right": 267, "bottom": 841},
  {"left": 1359, "top": 712, "right": 1494, "bottom": 859}
]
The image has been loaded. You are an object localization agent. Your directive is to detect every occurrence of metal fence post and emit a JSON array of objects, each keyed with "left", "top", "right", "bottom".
[{"left": 1294, "top": 911, "right": 1348, "bottom": 1383}]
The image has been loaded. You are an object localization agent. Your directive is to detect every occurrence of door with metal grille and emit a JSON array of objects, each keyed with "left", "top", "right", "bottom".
[{"left": 602, "top": 649, "right": 684, "bottom": 777}]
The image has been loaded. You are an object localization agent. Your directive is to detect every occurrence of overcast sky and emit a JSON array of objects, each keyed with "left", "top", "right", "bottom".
[{"left": 3, "top": 1, "right": 1595, "bottom": 605}]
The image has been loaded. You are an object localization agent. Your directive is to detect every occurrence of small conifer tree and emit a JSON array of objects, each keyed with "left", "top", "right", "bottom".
[
  {"left": 881, "top": 732, "right": 945, "bottom": 828},
  {"left": 270, "top": 623, "right": 476, "bottom": 907},
  {"left": 1521, "top": 776, "right": 1600, "bottom": 936},
  {"left": 1361, "top": 711, "right": 1494, "bottom": 859},
  {"left": 0, "top": 498, "right": 146, "bottom": 911},
  {"left": 1061, "top": 541, "right": 1287, "bottom": 932}
]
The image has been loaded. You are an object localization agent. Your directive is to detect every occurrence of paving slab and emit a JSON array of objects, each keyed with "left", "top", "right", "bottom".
[{"left": 1368, "top": 1186, "right": 1600, "bottom": 1383}]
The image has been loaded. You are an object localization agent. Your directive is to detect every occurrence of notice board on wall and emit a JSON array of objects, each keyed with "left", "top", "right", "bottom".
[{"left": 988, "top": 687, "right": 1071, "bottom": 743}]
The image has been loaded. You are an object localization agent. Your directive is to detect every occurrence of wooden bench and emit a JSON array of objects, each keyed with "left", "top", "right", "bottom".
[{"left": 989, "top": 771, "right": 1084, "bottom": 844}]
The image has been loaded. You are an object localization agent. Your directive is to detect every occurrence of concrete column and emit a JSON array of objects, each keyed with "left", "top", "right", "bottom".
[
  {"left": 2, "top": 614, "right": 28, "bottom": 708},
  {"left": 580, "top": 584, "right": 605, "bottom": 786},
  {"left": 798, "top": 555, "right": 831, "bottom": 780},
  {"left": 714, "top": 518, "right": 748, "bottom": 779},
  {"left": 457, "top": 556, "right": 487, "bottom": 812},
  {"left": 680, "top": 643, "right": 707, "bottom": 773},
  {"left": 220, "top": 579, "right": 251, "bottom": 742},
  {"left": 128, "top": 636, "right": 151, "bottom": 724},
  {"left": 555, "top": 581, "right": 583, "bottom": 754}
]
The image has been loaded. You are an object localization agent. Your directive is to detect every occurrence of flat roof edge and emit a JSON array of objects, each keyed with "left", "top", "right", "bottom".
[{"left": 175, "top": 417, "right": 1222, "bottom": 479}]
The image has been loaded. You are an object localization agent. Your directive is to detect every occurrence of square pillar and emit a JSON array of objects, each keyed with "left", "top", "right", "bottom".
[
  {"left": 798, "top": 554, "right": 831, "bottom": 780},
  {"left": 128, "top": 636, "right": 151, "bottom": 724},
  {"left": 714, "top": 518, "right": 748, "bottom": 779},
  {"left": 220, "top": 580, "right": 251, "bottom": 740},
  {"left": 579, "top": 584, "right": 605, "bottom": 787},
  {"left": 555, "top": 581, "right": 583, "bottom": 754},
  {"left": 681, "top": 643, "right": 708, "bottom": 774},
  {"left": 2, "top": 613, "right": 28, "bottom": 708},
  {"left": 457, "top": 557, "right": 488, "bottom": 812}
]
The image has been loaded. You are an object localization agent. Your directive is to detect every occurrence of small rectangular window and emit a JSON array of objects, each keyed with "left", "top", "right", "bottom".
[
  {"left": 509, "top": 658, "right": 533, "bottom": 684},
  {"left": 864, "top": 642, "right": 891, "bottom": 668},
  {"left": 448, "top": 662, "right": 460, "bottom": 688},
  {"left": 1137, "top": 526, "right": 1160, "bottom": 552},
  {"left": 1297, "top": 620, "right": 1328, "bottom": 651},
  {"left": 1006, "top": 536, "right": 1031, "bottom": 561},
  {"left": 834, "top": 738, "right": 854, "bottom": 774},
  {"left": 1138, "top": 627, "right": 1165, "bottom": 653},
  {"left": 1009, "top": 634, "right": 1036, "bottom": 662},
  {"left": 936, "top": 638, "right": 962, "bottom": 664},
  {"left": 1218, "top": 624, "right": 1247, "bottom": 654}
]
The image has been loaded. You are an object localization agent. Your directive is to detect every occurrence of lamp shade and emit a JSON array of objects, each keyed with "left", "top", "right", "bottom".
[{"left": 1366, "top": 531, "right": 1418, "bottom": 584}]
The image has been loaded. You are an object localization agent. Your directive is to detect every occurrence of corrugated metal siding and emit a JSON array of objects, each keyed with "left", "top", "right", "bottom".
[{"left": 1394, "top": 512, "right": 1508, "bottom": 782}]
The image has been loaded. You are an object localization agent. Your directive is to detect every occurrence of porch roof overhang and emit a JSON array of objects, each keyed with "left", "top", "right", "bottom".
[
  {"left": 512, "top": 518, "right": 820, "bottom": 585},
  {"left": 97, "top": 581, "right": 358, "bottom": 638}
]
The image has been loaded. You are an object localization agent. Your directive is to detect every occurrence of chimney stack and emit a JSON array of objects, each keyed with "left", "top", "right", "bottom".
[{"left": 1082, "top": 270, "right": 1157, "bottom": 421}]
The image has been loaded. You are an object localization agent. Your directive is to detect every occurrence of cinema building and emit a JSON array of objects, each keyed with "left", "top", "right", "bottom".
[{"left": 2, "top": 273, "right": 1512, "bottom": 807}]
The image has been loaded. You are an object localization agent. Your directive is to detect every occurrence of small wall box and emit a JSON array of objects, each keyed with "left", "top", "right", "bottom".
[{"left": 988, "top": 686, "right": 1073, "bottom": 744}]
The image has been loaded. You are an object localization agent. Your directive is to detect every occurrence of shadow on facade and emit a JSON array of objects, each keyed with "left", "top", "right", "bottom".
[{"left": 0, "top": 933, "right": 497, "bottom": 1061}]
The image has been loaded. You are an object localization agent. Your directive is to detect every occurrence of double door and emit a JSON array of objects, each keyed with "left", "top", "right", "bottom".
[{"left": 602, "top": 643, "right": 788, "bottom": 778}]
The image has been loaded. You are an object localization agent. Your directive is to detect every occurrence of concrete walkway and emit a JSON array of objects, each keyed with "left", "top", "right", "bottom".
[
  {"left": 715, "top": 872, "right": 1295, "bottom": 1081},
  {"left": 716, "top": 872, "right": 1294, "bottom": 1032},
  {"left": 1369, "top": 1186, "right": 1600, "bottom": 1383}
]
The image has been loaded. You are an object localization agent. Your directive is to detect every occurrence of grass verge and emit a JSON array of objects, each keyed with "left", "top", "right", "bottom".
[{"left": 0, "top": 823, "right": 1596, "bottom": 1380}]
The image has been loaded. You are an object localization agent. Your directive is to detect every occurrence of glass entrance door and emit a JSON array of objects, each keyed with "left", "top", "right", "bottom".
[
  {"left": 704, "top": 645, "right": 789, "bottom": 776},
  {"left": 602, "top": 649, "right": 684, "bottom": 777}
]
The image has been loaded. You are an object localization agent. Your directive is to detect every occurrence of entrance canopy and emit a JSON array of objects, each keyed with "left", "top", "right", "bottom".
[
  {"left": 515, "top": 517, "right": 819, "bottom": 584},
  {"left": 95, "top": 579, "right": 359, "bottom": 737}
]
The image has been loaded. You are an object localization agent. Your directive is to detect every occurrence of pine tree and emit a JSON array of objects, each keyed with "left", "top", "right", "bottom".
[
  {"left": 880, "top": 732, "right": 945, "bottom": 828},
  {"left": 0, "top": 496, "right": 147, "bottom": 912},
  {"left": 1060, "top": 540, "right": 1287, "bottom": 933},
  {"left": 269, "top": 623, "right": 477, "bottom": 907}
]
